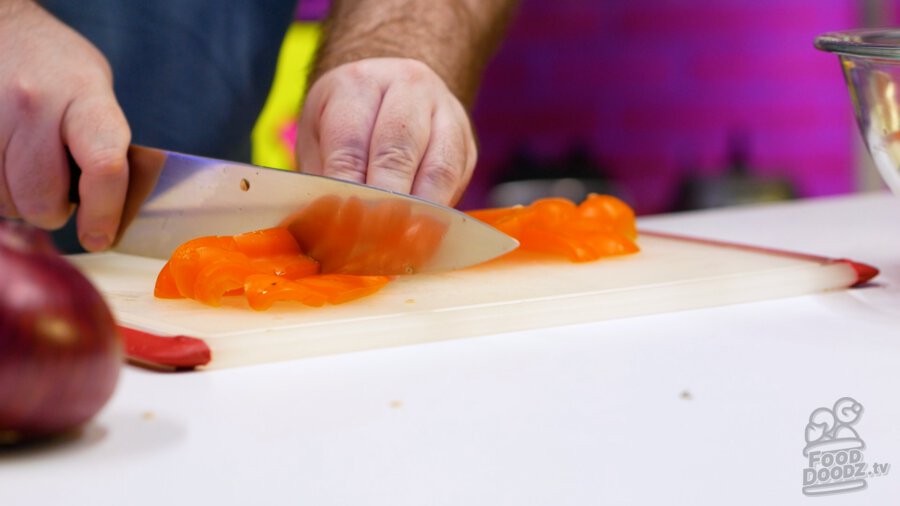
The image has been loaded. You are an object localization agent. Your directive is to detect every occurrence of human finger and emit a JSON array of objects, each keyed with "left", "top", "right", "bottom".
[
  {"left": 411, "top": 98, "right": 475, "bottom": 206},
  {"left": 3, "top": 94, "right": 72, "bottom": 230},
  {"left": 307, "top": 73, "right": 382, "bottom": 184},
  {"left": 364, "top": 82, "right": 432, "bottom": 194},
  {"left": 62, "top": 88, "right": 131, "bottom": 252}
]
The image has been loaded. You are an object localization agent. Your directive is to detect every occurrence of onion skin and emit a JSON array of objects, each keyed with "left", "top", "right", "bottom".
[{"left": 0, "top": 219, "right": 122, "bottom": 443}]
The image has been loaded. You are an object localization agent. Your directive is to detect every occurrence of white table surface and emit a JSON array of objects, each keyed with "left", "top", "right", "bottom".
[{"left": 3, "top": 192, "right": 899, "bottom": 505}]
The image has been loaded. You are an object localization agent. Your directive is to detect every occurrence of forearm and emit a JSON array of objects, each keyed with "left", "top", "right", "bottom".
[{"left": 310, "top": 0, "right": 519, "bottom": 108}]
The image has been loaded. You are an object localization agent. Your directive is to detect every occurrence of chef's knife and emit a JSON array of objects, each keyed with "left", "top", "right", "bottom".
[{"left": 69, "top": 145, "right": 518, "bottom": 275}]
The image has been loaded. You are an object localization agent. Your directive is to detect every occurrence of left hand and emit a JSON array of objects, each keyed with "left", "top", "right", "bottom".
[{"left": 295, "top": 57, "right": 477, "bottom": 207}]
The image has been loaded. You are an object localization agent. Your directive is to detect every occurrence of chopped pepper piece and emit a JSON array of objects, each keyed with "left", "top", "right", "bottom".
[{"left": 466, "top": 194, "right": 639, "bottom": 262}]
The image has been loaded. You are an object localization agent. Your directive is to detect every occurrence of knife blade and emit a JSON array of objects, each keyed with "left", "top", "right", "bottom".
[{"left": 69, "top": 145, "right": 518, "bottom": 275}]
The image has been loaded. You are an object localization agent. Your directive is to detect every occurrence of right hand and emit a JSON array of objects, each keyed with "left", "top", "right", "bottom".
[{"left": 0, "top": 1, "right": 130, "bottom": 251}]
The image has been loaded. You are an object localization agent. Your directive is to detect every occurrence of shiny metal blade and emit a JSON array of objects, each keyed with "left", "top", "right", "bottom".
[{"left": 112, "top": 145, "right": 518, "bottom": 274}]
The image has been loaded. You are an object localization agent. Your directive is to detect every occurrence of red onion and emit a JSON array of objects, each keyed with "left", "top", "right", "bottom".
[{"left": 0, "top": 219, "right": 122, "bottom": 443}]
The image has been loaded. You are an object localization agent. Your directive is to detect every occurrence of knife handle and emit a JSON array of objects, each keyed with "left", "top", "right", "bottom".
[{"left": 67, "top": 150, "right": 81, "bottom": 205}]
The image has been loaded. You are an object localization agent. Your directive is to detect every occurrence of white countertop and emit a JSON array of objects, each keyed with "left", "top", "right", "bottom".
[{"left": 3, "top": 192, "right": 899, "bottom": 505}]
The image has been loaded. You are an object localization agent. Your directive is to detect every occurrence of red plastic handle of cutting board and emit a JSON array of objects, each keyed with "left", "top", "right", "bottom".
[{"left": 117, "top": 325, "right": 211, "bottom": 370}]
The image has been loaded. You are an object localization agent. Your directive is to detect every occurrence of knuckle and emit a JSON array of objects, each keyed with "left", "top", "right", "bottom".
[
  {"left": 325, "top": 147, "right": 368, "bottom": 180},
  {"left": 370, "top": 143, "right": 419, "bottom": 176},
  {"left": 398, "top": 60, "right": 431, "bottom": 85},
  {"left": 13, "top": 171, "right": 63, "bottom": 220},
  {"left": 420, "top": 159, "right": 462, "bottom": 190},
  {"left": 82, "top": 146, "right": 128, "bottom": 179},
  {"left": 91, "top": 55, "right": 114, "bottom": 81},
  {"left": 336, "top": 61, "right": 375, "bottom": 88},
  {"left": 345, "top": 61, "right": 367, "bottom": 80},
  {"left": 8, "top": 78, "right": 42, "bottom": 115}
]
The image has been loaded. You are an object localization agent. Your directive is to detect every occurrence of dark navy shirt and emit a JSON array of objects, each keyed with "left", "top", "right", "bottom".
[
  {"left": 43, "top": 1, "right": 299, "bottom": 251},
  {"left": 43, "top": 0, "right": 299, "bottom": 162}
]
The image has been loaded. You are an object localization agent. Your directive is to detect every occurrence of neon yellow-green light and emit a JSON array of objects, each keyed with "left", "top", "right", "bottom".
[{"left": 251, "top": 22, "right": 321, "bottom": 170}]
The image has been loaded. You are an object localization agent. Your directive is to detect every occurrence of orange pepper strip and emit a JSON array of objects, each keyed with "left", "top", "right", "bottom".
[
  {"left": 280, "top": 194, "right": 342, "bottom": 254},
  {"left": 244, "top": 274, "right": 329, "bottom": 311},
  {"left": 322, "top": 196, "right": 366, "bottom": 272},
  {"left": 166, "top": 236, "right": 238, "bottom": 297},
  {"left": 233, "top": 227, "right": 303, "bottom": 257},
  {"left": 170, "top": 246, "right": 247, "bottom": 298},
  {"left": 578, "top": 194, "right": 638, "bottom": 239},
  {"left": 466, "top": 194, "right": 640, "bottom": 262},
  {"left": 490, "top": 206, "right": 536, "bottom": 238},
  {"left": 289, "top": 196, "right": 365, "bottom": 273},
  {"left": 250, "top": 255, "right": 320, "bottom": 279},
  {"left": 157, "top": 225, "right": 394, "bottom": 310},
  {"left": 529, "top": 198, "right": 578, "bottom": 229},
  {"left": 299, "top": 274, "right": 391, "bottom": 305},
  {"left": 578, "top": 232, "right": 639, "bottom": 258},
  {"left": 243, "top": 274, "right": 391, "bottom": 310},
  {"left": 357, "top": 199, "right": 414, "bottom": 274},
  {"left": 194, "top": 258, "right": 259, "bottom": 306},
  {"left": 173, "top": 235, "right": 238, "bottom": 253},
  {"left": 153, "top": 261, "right": 183, "bottom": 299},
  {"left": 393, "top": 212, "right": 448, "bottom": 273},
  {"left": 517, "top": 227, "right": 580, "bottom": 260}
]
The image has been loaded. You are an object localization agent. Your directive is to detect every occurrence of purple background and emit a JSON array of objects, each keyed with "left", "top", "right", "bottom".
[{"left": 295, "top": 0, "right": 329, "bottom": 21}]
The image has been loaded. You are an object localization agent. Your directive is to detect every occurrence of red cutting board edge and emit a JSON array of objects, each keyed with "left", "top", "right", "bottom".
[{"left": 67, "top": 231, "right": 877, "bottom": 370}]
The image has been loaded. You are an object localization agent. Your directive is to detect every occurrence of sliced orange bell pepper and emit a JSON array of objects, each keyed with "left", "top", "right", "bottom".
[
  {"left": 194, "top": 255, "right": 258, "bottom": 306},
  {"left": 155, "top": 194, "right": 638, "bottom": 310},
  {"left": 299, "top": 274, "right": 391, "bottom": 305},
  {"left": 577, "top": 194, "right": 638, "bottom": 239},
  {"left": 242, "top": 273, "right": 389, "bottom": 311},
  {"left": 244, "top": 274, "right": 329, "bottom": 311},
  {"left": 250, "top": 254, "right": 320, "bottom": 279},
  {"left": 153, "top": 261, "right": 183, "bottom": 299},
  {"left": 466, "top": 194, "right": 640, "bottom": 262},
  {"left": 154, "top": 225, "right": 393, "bottom": 310},
  {"left": 233, "top": 227, "right": 303, "bottom": 257}
]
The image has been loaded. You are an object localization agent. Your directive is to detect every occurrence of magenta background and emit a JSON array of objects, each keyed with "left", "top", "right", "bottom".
[
  {"left": 298, "top": 1, "right": 867, "bottom": 214},
  {"left": 295, "top": 0, "right": 329, "bottom": 20},
  {"left": 465, "top": 0, "right": 865, "bottom": 213}
]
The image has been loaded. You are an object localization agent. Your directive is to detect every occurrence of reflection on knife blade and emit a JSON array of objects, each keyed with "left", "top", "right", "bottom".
[
  {"left": 280, "top": 195, "right": 448, "bottom": 274},
  {"left": 102, "top": 145, "right": 517, "bottom": 275}
]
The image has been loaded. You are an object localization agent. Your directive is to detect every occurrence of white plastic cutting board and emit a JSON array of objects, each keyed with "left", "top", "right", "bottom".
[{"left": 67, "top": 232, "right": 869, "bottom": 368}]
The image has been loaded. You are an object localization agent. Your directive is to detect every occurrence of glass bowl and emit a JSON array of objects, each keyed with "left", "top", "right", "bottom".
[{"left": 816, "top": 28, "right": 900, "bottom": 194}]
